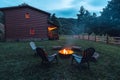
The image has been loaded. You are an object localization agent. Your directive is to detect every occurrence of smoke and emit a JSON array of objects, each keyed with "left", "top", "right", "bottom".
[{"left": 64, "top": 35, "right": 76, "bottom": 48}]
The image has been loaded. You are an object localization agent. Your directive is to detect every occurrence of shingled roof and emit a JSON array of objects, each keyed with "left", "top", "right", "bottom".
[{"left": 0, "top": 4, "right": 50, "bottom": 15}]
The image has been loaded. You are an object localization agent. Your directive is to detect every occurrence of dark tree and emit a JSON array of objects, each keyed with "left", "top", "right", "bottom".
[
  {"left": 50, "top": 13, "right": 61, "bottom": 27},
  {"left": 100, "top": 0, "right": 120, "bottom": 36},
  {"left": 50, "top": 13, "right": 62, "bottom": 34},
  {"left": 58, "top": 18, "right": 77, "bottom": 35},
  {"left": 76, "top": 6, "right": 86, "bottom": 34},
  {"left": 77, "top": 6, "right": 98, "bottom": 35},
  {"left": 0, "top": 11, "right": 4, "bottom": 24}
]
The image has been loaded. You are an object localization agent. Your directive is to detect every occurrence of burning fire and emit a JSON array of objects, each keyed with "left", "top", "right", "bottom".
[{"left": 59, "top": 48, "right": 74, "bottom": 55}]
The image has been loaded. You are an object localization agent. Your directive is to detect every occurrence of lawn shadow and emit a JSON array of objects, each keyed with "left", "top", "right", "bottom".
[{"left": 21, "top": 62, "right": 59, "bottom": 79}]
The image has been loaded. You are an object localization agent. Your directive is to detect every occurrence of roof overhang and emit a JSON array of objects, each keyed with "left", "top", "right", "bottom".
[{"left": 0, "top": 4, "right": 51, "bottom": 15}]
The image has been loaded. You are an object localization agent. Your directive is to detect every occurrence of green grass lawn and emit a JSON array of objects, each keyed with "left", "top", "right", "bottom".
[{"left": 0, "top": 36, "right": 120, "bottom": 80}]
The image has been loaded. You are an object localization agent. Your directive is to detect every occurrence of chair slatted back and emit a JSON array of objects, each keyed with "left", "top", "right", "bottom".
[
  {"left": 36, "top": 47, "right": 48, "bottom": 62},
  {"left": 82, "top": 47, "right": 95, "bottom": 62}
]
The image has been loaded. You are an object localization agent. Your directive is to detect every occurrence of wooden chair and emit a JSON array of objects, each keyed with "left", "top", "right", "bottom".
[
  {"left": 71, "top": 47, "right": 98, "bottom": 69},
  {"left": 36, "top": 47, "right": 58, "bottom": 64}
]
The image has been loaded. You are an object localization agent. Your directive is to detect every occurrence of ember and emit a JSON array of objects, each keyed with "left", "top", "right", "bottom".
[{"left": 59, "top": 48, "right": 74, "bottom": 55}]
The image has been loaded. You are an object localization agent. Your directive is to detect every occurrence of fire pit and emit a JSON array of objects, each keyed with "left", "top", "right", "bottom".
[
  {"left": 58, "top": 48, "right": 74, "bottom": 58},
  {"left": 52, "top": 45, "right": 82, "bottom": 58}
]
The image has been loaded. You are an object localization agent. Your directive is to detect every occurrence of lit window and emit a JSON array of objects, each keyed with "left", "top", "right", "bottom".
[
  {"left": 30, "top": 28, "right": 35, "bottom": 35},
  {"left": 25, "top": 13, "right": 30, "bottom": 18},
  {"left": 48, "top": 26, "right": 57, "bottom": 31}
]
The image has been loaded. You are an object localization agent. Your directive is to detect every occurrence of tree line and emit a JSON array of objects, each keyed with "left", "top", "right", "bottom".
[{"left": 58, "top": 0, "right": 120, "bottom": 37}]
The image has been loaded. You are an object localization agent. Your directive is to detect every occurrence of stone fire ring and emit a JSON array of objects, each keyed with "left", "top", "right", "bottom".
[{"left": 52, "top": 46, "right": 82, "bottom": 51}]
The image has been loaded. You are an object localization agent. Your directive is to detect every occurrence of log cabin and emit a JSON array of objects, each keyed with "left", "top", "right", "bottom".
[{"left": 0, "top": 4, "right": 59, "bottom": 41}]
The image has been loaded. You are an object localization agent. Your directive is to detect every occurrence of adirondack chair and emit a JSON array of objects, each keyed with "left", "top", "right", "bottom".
[
  {"left": 36, "top": 47, "right": 58, "bottom": 64},
  {"left": 71, "top": 47, "right": 98, "bottom": 69}
]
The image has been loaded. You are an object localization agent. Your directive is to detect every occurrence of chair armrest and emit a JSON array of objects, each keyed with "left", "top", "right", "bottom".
[
  {"left": 48, "top": 53, "right": 58, "bottom": 62},
  {"left": 92, "top": 52, "right": 99, "bottom": 59},
  {"left": 48, "top": 53, "right": 57, "bottom": 57},
  {"left": 72, "top": 54, "right": 82, "bottom": 63},
  {"left": 51, "top": 53, "right": 57, "bottom": 56},
  {"left": 72, "top": 54, "right": 82, "bottom": 59}
]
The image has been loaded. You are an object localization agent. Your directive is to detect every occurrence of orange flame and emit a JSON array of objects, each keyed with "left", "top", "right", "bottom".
[{"left": 59, "top": 48, "right": 73, "bottom": 55}]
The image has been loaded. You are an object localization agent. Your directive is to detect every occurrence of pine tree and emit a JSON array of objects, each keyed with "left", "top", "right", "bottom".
[
  {"left": 76, "top": 6, "right": 86, "bottom": 34},
  {"left": 100, "top": 0, "right": 120, "bottom": 36},
  {"left": 50, "top": 13, "right": 61, "bottom": 27}
]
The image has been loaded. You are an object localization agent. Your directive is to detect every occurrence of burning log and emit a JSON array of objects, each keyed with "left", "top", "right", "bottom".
[{"left": 59, "top": 48, "right": 73, "bottom": 55}]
